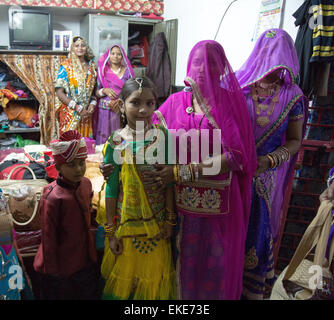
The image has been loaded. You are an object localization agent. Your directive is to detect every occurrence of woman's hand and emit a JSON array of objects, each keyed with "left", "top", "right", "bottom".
[
  {"left": 104, "top": 88, "right": 118, "bottom": 99},
  {"left": 99, "top": 162, "right": 114, "bottom": 180},
  {"left": 320, "top": 183, "right": 334, "bottom": 204},
  {"left": 141, "top": 164, "right": 174, "bottom": 192},
  {"left": 255, "top": 155, "right": 271, "bottom": 176},
  {"left": 109, "top": 237, "right": 123, "bottom": 255},
  {"left": 79, "top": 107, "right": 91, "bottom": 119},
  {"left": 87, "top": 103, "right": 95, "bottom": 114},
  {"left": 108, "top": 99, "right": 122, "bottom": 113}
]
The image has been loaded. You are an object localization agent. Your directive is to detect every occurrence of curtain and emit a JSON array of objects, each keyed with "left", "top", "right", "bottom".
[{"left": 0, "top": 54, "right": 67, "bottom": 146}]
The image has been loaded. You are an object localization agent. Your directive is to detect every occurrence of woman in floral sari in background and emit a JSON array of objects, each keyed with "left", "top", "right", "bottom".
[
  {"left": 235, "top": 29, "right": 308, "bottom": 300},
  {"left": 55, "top": 36, "right": 97, "bottom": 138}
]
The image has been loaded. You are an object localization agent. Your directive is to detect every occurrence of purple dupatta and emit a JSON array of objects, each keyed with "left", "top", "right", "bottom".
[{"left": 236, "top": 29, "right": 308, "bottom": 240}]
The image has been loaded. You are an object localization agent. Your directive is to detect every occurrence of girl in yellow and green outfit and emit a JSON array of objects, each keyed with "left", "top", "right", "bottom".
[{"left": 99, "top": 77, "right": 176, "bottom": 300}]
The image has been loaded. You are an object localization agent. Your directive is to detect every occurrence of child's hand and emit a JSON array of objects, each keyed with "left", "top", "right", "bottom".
[
  {"left": 99, "top": 162, "right": 114, "bottom": 180},
  {"left": 142, "top": 165, "right": 174, "bottom": 192},
  {"left": 109, "top": 237, "right": 123, "bottom": 255}
]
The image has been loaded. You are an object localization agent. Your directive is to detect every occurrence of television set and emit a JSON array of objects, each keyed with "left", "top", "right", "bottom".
[{"left": 8, "top": 7, "right": 52, "bottom": 50}]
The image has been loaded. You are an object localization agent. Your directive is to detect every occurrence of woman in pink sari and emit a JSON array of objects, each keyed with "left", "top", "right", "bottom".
[
  {"left": 149, "top": 40, "right": 257, "bottom": 299},
  {"left": 94, "top": 45, "right": 135, "bottom": 145}
]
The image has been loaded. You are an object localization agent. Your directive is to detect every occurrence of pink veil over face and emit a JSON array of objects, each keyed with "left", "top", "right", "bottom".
[
  {"left": 152, "top": 41, "right": 258, "bottom": 299},
  {"left": 153, "top": 40, "right": 257, "bottom": 226},
  {"left": 185, "top": 40, "right": 257, "bottom": 180}
]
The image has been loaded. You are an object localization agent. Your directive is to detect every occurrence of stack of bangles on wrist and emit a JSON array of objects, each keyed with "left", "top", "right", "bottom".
[
  {"left": 76, "top": 104, "right": 84, "bottom": 113},
  {"left": 104, "top": 215, "right": 120, "bottom": 238},
  {"left": 173, "top": 163, "right": 199, "bottom": 183},
  {"left": 165, "top": 210, "right": 177, "bottom": 226},
  {"left": 90, "top": 99, "right": 97, "bottom": 106},
  {"left": 266, "top": 146, "right": 290, "bottom": 169},
  {"left": 68, "top": 100, "right": 76, "bottom": 109}
]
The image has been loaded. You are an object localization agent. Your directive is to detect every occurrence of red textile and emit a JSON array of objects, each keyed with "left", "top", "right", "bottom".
[{"left": 33, "top": 176, "right": 96, "bottom": 278}]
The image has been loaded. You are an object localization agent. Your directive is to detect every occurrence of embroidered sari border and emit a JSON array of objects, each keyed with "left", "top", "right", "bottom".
[
  {"left": 241, "top": 65, "right": 296, "bottom": 89},
  {"left": 178, "top": 172, "right": 232, "bottom": 189},
  {"left": 184, "top": 77, "right": 220, "bottom": 130},
  {"left": 176, "top": 203, "right": 229, "bottom": 214},
  {"left": 155, "top": 110, "right": 168, "bottom": 129}
]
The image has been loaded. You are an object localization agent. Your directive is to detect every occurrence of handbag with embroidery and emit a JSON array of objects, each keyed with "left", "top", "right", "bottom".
[
  {"left": 270, "top": 200, "right": 334, "bottom": 300},
  {"left": 0, "top": 165, "right": 49, "bottom": 231}
]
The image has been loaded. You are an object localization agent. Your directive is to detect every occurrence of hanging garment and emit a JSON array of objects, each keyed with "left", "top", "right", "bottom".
[
  {"left": 293, "top": 0, "right": 316, "bottom": 97},
  {"left": 310, "top": 0, "right": 334, "bottom": 63},
  {"left": 146, "top": 32, "right": 171, "bottom": 99}
]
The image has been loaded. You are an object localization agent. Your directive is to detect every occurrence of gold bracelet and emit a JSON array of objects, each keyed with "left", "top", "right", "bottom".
[
  {"left": 166, "top": 213, "right": 177, "bottom": 221},
  {"left": 267, "top": 154, "right": 275, "bottom": 169},
  {"left": 166, "top": 220, "right": 177, "bottom": 226},
  {"left": 105, "top": 233, "right": 116, "bottom": 238}
]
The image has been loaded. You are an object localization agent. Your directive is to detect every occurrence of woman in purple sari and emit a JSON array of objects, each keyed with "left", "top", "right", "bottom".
[
  {"left": 94, "top": 45, "right": 135, "bottom": 145},
  {"left": 235, "top": 29, "right": 308, "bottom": 299},
  {"left": 147, "top": 40, "right": 257, "bottom": 300}
]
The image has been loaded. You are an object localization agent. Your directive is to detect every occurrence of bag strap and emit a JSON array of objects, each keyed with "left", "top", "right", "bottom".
[
  {"left": 7, "top": 165, "right": 37, "bottom": 180},
  {"left": 5, "top": 193, "right": 41, "bottom": 226},
  {"left": 283, "top": 200, "right": 333, "bottom": 282}
]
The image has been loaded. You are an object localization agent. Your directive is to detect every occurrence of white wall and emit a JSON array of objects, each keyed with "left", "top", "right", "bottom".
[
  {"left": 0, "top": 8, "right": 9, "bottom": 47},
  {"left": 164, "top": 0, "right": 305, "bottom": 86}
]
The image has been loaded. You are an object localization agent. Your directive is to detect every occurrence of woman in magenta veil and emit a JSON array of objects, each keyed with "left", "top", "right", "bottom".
[
  {"left": 94, "top": 45, "right": 135, "bottom": 145},
  {"left": 235, "top": 29, "right": 308, "bottom": 300},
  {"left": 148, "top": 40, "right": 257, "bottom": 299}
]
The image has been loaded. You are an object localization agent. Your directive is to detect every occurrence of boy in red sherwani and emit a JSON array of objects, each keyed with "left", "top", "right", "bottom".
[{"left": 34, "top": 130, "right": 98, "bottom": 300}]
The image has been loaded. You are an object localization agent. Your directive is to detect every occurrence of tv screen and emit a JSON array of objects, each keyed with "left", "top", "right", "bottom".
[{"left": 9, "top": 8, "right": 52, "bottom": 50}]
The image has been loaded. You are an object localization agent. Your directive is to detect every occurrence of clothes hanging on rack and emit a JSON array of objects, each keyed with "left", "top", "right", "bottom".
[
  {"left": 293, "top": 0, "right": 315, "bottom": 97},
  {"left": 146, "top": 32, "right": 171, "bottom": 99}
]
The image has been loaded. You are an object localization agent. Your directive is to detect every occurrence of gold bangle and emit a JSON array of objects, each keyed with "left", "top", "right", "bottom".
[
  {"left": 105, "top": 233, "right": 116, "bottom": 238},
  {"left": 166, "top": 220, "right": 177, "bottom": 226},
  {"left": 267, "top": 154, "right": 274, "bottom": 169},
  {"left": 166, "top": 215, "right": 177, "bottom": 222}
]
